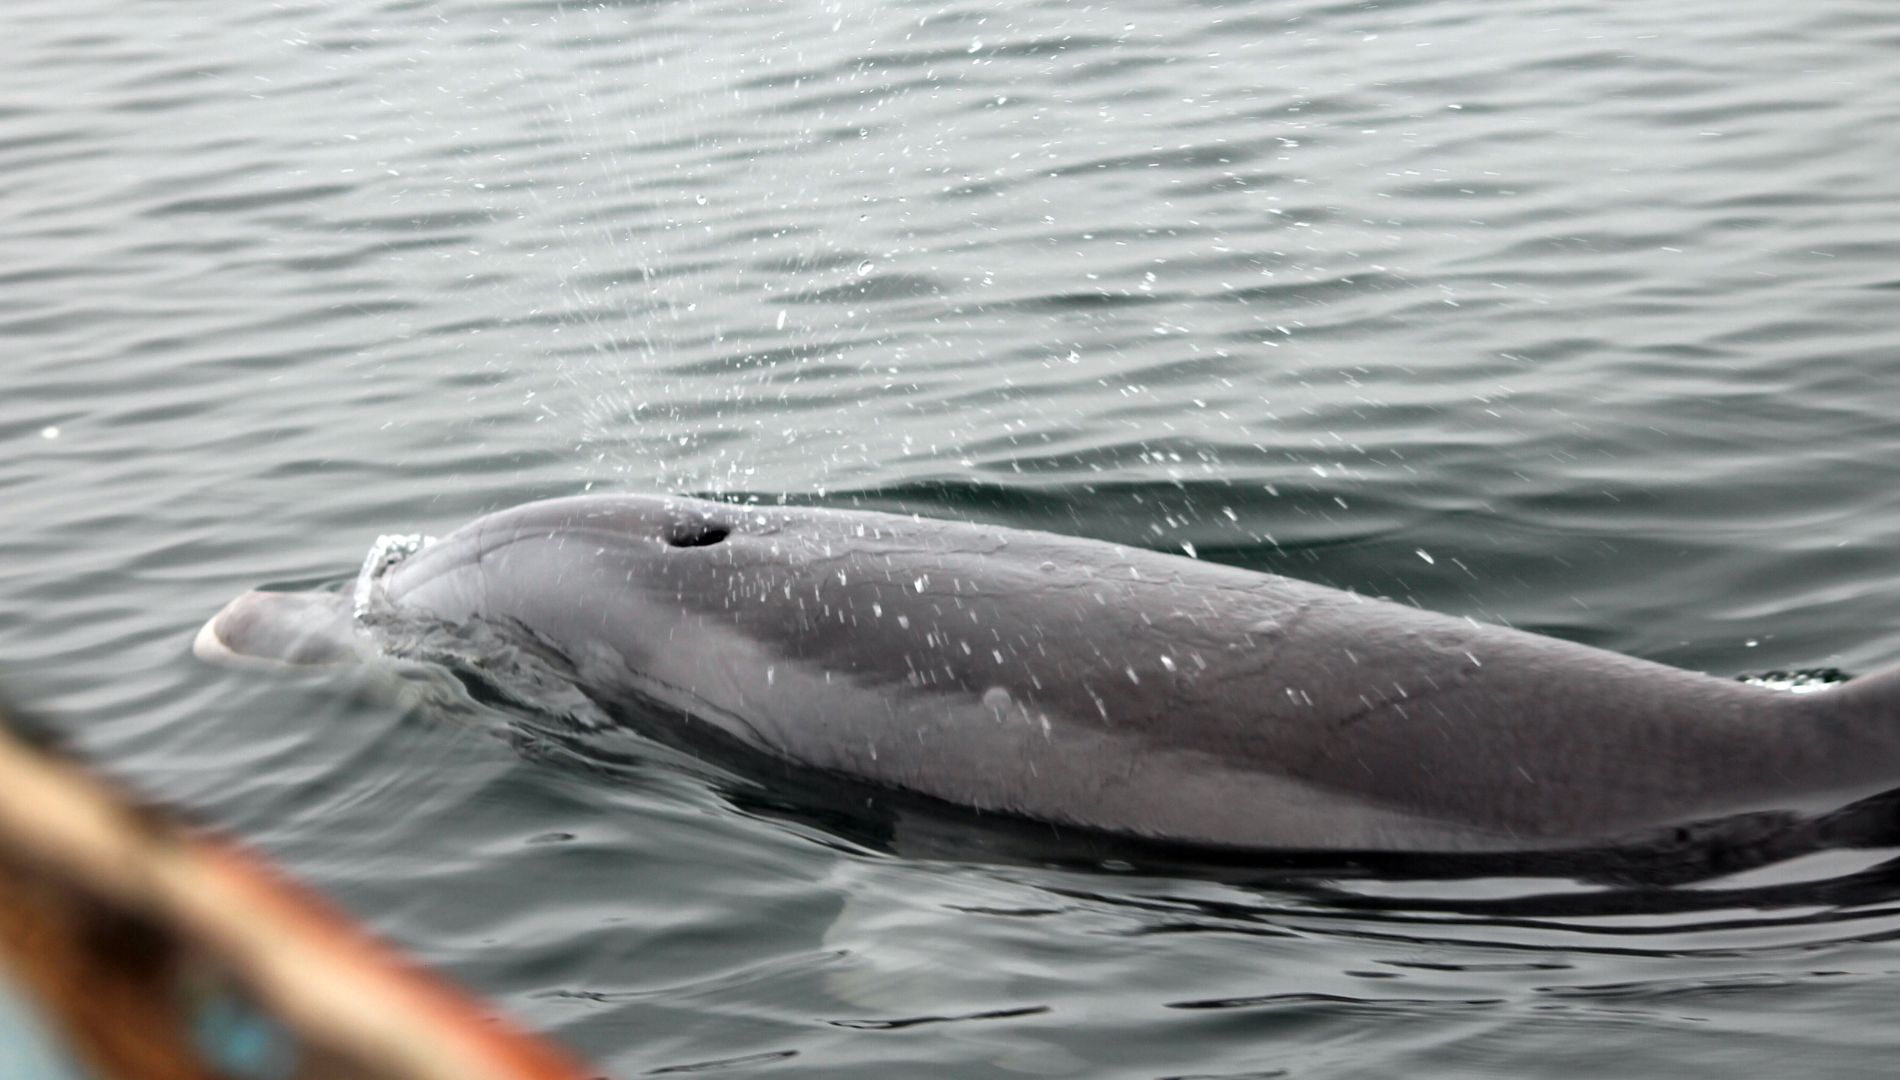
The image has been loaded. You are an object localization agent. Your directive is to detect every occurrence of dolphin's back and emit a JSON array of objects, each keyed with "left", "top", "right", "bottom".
[{"left": 363, "top": 495, "right": 1900, "bottom": 856}]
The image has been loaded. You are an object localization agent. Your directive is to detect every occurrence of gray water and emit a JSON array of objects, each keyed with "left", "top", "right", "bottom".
[{"left": 6, "top": 0, "right": 1900, "bottom": 1075}]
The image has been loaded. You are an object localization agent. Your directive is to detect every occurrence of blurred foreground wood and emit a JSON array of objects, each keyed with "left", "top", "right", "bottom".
[{"left": 0, "top": 699, "right": 595, "bottom": 1080}]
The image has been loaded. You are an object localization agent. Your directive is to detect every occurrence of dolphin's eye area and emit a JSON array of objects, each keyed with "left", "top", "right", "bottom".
[{"left": 664, "top": 520, "right": 732, "bottom": 548}]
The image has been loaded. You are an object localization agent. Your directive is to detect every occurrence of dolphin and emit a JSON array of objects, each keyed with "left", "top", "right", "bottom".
[{"left": 193, "top": 494, "right": 1900, "bottom": 873}]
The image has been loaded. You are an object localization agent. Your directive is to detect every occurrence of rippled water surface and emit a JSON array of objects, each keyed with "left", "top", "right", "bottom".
[{"left": 6, "top": 0, "right": 1900, "bottom": 1075}]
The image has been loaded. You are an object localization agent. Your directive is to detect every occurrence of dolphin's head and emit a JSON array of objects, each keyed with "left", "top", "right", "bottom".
[
  {"left": 192, "top": 590, "right": 364, "bottom": 671},
  {"left": 189, "top": 492, "right": 1016, "bottom": 694},
  {"left": 368, "top": 494, "right": 783, "bottom": 654},
  {"left": 187, "top": 496, "right": 740, "bottom": 677}
]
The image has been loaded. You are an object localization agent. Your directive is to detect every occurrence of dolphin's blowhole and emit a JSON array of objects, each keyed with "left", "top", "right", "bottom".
[{"left": 665, "top": 521, "right": 731, "bottom": 548}]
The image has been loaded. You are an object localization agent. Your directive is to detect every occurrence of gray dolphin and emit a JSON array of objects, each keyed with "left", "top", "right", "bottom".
[{"left": 194, "top": 494, "right": 1900, "bottom": 867}]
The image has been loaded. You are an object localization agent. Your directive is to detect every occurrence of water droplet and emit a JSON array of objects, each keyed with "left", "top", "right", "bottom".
[
  {"left": 39, "top": 426, "right": 59, "bottom": 440},
  {"left": 1416, "top": 549, "right": 1435, "bottom": 564}
]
